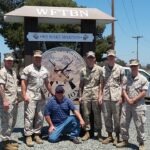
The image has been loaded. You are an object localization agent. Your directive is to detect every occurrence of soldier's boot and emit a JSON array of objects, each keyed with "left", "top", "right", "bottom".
[
  {"left": 116, "top": 140, "right": 128, "bottom": 148},
  {"left": 81, "top": 131, "right": 90, "bottom": 141},
  {"left": 2, "top": 141, "right": 18, "bottom": 150},
  {"left": 34, "top": 134, "right": 43, "bottom": 144},
  {"left": 113, "top": 134, "right": 120, "bottom": 146},
  {"left": 102, "top": 132, "right": 113, "bottom": 144},
  {"left": 97, "top": 130, "right": 103, "bottom": 142},
  {"left": 139, "top": 143, "right": 145, "bottom": 150},
  {"left": 26, "top": 136, "right": 34, "bottom": 147},
  {"left": 9, "top": 140, "right": 19, "bottom": 147}
]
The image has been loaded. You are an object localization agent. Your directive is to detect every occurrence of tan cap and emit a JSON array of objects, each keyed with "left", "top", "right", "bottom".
[
  {"left": 107, "top": 49, "right": 116, "bottom": 57},
  {"left": 4, "top": 53, "right": 14, "bottom": 61},
  {"left": 86, "top": 51, "right": 95, "bottom": 58},
  {"left": 129, "top": 59, "right": 139, "bottom": 66},
  {"left": 33, "top": 50, "right": 42, "bottom": 57}
]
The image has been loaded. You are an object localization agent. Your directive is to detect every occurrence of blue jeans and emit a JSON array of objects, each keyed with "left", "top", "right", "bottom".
[{"left": 48, "top": 116, "right": 80, "bottom": 142}]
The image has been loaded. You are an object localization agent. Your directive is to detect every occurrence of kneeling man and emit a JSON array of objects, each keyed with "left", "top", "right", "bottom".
[{"left": 44, "top": 85, "right": 85, "bottom": 144}]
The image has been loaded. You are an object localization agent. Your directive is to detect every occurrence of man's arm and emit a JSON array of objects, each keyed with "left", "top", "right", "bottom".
[
  {"left": 44, "top": 79, "right": 54, "bottom": 96},
  {"left": 132, "top": 90, "right": 147, "bottom": 103},
  {"left": 45, "top": 115, "right": 56, "bottom": 133},
  {"left": 21, "top": 79, "right": 29, "bottom": 102},
  {"left": 0, "top": 84, "right": 6, "bottom": 100},
  {"left": 73, "top": 110, "right": 85, "bottom": 127},
  {"left": 78, "top": 80, "right": 84, "bottom": 102},
  {"left": 98, "top": 82, "right": 103, "bottom": 105},
  {"left": 123, "top": 89, "right": 135, "bottom": 104},
  {"left": 0, "top": 84, "right": 9, "bottom": 111}
]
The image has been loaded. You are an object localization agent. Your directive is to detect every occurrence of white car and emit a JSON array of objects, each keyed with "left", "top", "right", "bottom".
[{"left": 123, "top": 67, "right": 150, "bottom": 101}]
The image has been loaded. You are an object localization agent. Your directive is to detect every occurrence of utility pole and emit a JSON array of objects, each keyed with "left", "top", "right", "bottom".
[
  {"left": 132, "top": 36, "right": 143, "bottom": 61},
  {"left": 0, "top": 52, "right": 1, "bottom": 69},
  {"left": 112, "top": 0, "right": 115, "bottom": 49}
]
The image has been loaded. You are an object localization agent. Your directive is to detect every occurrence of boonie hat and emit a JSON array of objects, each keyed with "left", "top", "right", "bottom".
[{"left": 129, "top": 59, "right": 139, "bottom": 66}]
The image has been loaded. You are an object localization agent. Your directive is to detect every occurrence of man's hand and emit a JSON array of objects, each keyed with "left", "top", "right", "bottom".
[
  {"left": 98, "top": 96, "right": 103, "bottom": 105},
  {"left": 48, "top": 125, "right": 56, "bottom": 134},
  {"left": 23, "top": 94, "right": 30, "bottom": 103},
  {"left": 3, "top": 99, "right": 10, "bottom": 111},
  {"left": 78, "top": 97, "right": 82, "bottom": 103},
  {"left": 80, "top": 120, "right": 85, "bottom": 128},
  {"left": 127, "top": 98, "right": 135, "bottom": 105},
  {"left": 117, "top": 99, "right": 123, "bottom": 105}
]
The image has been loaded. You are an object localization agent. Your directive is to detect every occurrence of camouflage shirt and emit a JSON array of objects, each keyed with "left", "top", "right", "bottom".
[
  {"left": 80, "top": 64, "right": 103, "bottom": 101},
  {"left": 103, "top": 63, "right": 125, "bottom": 101},
  {"left": 21, "top": 64, "right": 48, "bottom": 101},
  {"left": 0, "top": 67, "right": 18, "bottom": 104},
  {"left": 123, "top": 73, "right": 149, "bottom": 109}
]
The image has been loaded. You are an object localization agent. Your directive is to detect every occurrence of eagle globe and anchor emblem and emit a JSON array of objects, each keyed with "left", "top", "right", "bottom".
[{"left": 42, "top": 47, "right": 86, "bottom": 101}]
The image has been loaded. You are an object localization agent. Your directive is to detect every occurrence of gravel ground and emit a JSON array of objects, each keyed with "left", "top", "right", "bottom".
[{"left": 0, "top": 102, "right": 150, "bottom": 150}]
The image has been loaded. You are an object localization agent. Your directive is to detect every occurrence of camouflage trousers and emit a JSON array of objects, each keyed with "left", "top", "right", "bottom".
[
  {"left": 24, "top": 100, "right": 46, "bottom": 136},
  {"left": 102, "top": 100, "right": 122, "bottom": 134},
  {"left": 0, "top": 103, "right": 18, "bottom": 141},
  {"left": 120, "top": 103, "right": 146, "bottom": 143},
  {"left": 80, "top": 100, "right": 102, "bottom": 131}
]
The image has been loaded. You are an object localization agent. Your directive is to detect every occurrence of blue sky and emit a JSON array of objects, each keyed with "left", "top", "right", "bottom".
[
  {"left": 75, "top": 0, "right": 150, "bottom": 66},
  {"left": 1, "top": 0, "right": 150, "bottom": 65}
]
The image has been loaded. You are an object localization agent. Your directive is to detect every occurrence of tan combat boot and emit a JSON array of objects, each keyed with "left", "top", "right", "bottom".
[
  {"left": 139, "top": 143, "right": 145, "bottom": 150},
  {"left": 2, "top": 141, "right": 18, "bottom": 150},
  {"left": 34, "top": 134, "right": 43, "bottom": 144},
  {"left": 116, "top": 140, "right": 128, "bottom": 148},
  {"left": 81, "top": 131, "right": 90, "bottom": 141},
  {"left": 97, "top": 130, "right": 103, "bottom": 142},
  {"left": 102, "top": 132, "right": 113, "bottom": 144},
  {"left": 9, "top": 140, "right": 19, "bottom": 147},
  {"left": 113, "top": 134, "right": 120, "bottom": 146},
  {"left": 26, "top": 136, "right": 34, "bottom": 147}
]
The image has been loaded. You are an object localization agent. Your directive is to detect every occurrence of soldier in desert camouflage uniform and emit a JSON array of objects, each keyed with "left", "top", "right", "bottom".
[
  {"left": 101, "top": 49, "right": 125, "bottom": 145},
  {"left": 79, "top": 51, "right": 103, "bottom": 141},
  {"left": 0, "top": 53, "right": 19, "bottom": 150},
  {"left": 21, "top": 50, "right": 53, "bottom": 147},
  {"left": 116, "top": 59, "right": 148, "bottom": 150}
]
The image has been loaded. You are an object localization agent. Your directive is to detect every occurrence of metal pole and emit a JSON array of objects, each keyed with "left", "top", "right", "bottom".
[
  {"left": 0, "top": 52, "right": 1, "bottom": 69},
  {"left": 132, "top": 36, "right": 143, "bottom": 61}
]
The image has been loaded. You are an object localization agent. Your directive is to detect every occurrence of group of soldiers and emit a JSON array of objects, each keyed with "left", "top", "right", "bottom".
[
  {"left": 79, "top": 50, "right": 148, "bottom": 150},
  {"left": 0, "top": 49, "right": 148, "bottom": 150}
]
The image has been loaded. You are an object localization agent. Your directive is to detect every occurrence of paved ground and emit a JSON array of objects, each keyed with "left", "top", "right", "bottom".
[{"left": 0, "top": 102, "right": 150, "bottom": 150}]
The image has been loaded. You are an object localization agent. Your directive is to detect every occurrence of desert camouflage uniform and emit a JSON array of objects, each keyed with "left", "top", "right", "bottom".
[
  {"left": 21, "top": 64, "right": 48, "bottom": 136},
  {"left": 0, "top": 67, "right": 18, "bottom": 141},
  {"left": 102, "top": 63, "right": 125, "bottom": 134},
  {"left": 80, "top": 64, "right": 103, "bottom": 131},
  {"left": 120, "top": 73, "right": 148, "bottom": 143}
]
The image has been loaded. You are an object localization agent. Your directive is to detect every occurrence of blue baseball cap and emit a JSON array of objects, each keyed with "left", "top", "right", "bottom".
[{"left": 55, "top": 85, "right": 64, "bottom": 93}]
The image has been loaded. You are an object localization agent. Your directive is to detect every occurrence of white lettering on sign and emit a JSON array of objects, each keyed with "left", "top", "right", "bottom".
[
  {"left": 36, "top": 8, "right": 89, "bottom": 17},
  {"left": 36, "top": 8, "right": 48, "bottom": 15},
  {"left": 50, "top": 9, "right": 57, "bottom": 16},
  {"left": 27, "top": 32, "right": 94, "bottom": 42}
]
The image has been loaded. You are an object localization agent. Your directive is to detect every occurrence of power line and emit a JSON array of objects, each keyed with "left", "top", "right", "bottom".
[
  {"left": 130, "top": 0, "right": 140, "bottom": 34},
  {"left": 121, "top": 0, "right": 136, "bottom": 34},
  {"left": 117, "top": 21, "right": 130, "bottom": 37}
]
